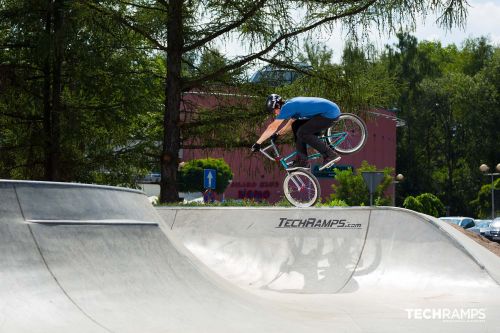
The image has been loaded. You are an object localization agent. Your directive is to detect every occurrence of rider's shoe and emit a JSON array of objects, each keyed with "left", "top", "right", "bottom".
[
  {"left": 286, "top": 159, "right": 309, "bottom": 171},
  {"left": 318, "top": 152, "right": 341, "bottom": 171}
]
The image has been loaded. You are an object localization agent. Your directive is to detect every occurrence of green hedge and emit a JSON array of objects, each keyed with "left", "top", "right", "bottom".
[{"left": 178, "top": 158, "right": 233, "bottom": 194}]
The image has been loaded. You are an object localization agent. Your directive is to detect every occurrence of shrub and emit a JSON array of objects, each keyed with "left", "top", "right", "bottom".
[
  {"left": 417, "top": 193, "right": 445, "bottom": 217},
  {"left": 403, "top": 193, "right": 445, "bottom": 217},
  {"left": 178, "top": 158, "right": 233, "bottom": 193},
  {"left": 330, "top": 160, "right": 393, "bottom": 206},
  {"left": 321, "top": 199, "right": 349, "bottom": 207},
  {"left": 470, "top": 178, "right": 500, "bottom": 218},
  {"left": 403, "top": 196, "right": 424, "bottom": 212}
]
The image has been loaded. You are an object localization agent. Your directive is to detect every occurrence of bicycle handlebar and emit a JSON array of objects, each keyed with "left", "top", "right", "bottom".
[{"left": 259, "top": 139, "right": 280, "bottom": 162}]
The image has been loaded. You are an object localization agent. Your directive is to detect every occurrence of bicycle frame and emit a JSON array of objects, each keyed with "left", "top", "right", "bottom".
[{"left": 259, "top": 131, "right": 348, "bottom": 171}]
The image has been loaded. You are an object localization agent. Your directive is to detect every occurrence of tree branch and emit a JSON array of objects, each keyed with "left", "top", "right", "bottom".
[
  {"left": 115, "top": 0, "right": 167, "bottom": 13},
  {"left": 256, "top": 56, "right": 338, "bottom": 84},
  {"left": 0, "top": 144, "right": 41, "bottom": 152},
  {"left": 183, "top": 0, "right": 268, "bottom": 52},
  {"left": 0, "top": 43, "right": 35, "bottom": 49},
  {"left": 81, "top": 1, "right": 167, "bottom": 51},
  {"left": 183, "top": 0, "right": 376, "bottom": 90},
  {"left": 0, "top": 111, "right": 42, "bottom": 121},
  {"left": 2, "top": 162, "right": 43, "bottom": 174}
]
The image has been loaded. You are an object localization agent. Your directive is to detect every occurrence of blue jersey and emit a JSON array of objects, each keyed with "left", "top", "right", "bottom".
[{"left": 276, "top": 97, "right": 341, "bottom": 120}]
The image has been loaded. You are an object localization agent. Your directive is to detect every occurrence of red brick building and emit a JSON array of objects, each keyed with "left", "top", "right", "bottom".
[{"left": 181, "top": 92, "right": 398, "bottom": 203}]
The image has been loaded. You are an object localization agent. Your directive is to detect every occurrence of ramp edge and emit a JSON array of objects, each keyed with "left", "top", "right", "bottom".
[
  {"left": 376, "top": 206, "right": 500, "bottom": 285},
  {"left": 27, "top": 219, "right": 158, "bottom": 226}
]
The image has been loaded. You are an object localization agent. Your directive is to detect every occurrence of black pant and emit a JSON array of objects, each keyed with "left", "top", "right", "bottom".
[{"left": 292, "top": 116, "right": 337, "bottom": 160}]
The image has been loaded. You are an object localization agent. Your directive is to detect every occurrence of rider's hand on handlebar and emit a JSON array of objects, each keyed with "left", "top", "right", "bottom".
[
  {"left": 251, "top": 143, "right": 261, "bottom": 152},
  {"left": 270, "top": 132, "right": 279, "bottom": 142}
]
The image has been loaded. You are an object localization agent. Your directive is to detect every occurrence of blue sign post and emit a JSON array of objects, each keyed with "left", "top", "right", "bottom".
[{"left": 204, "top": 169, "right": 216, "bottom": 189}]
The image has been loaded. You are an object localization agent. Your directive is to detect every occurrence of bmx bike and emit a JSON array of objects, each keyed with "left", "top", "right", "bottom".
[{"left": 259, "top": 113, "right": 367, "bottom": 207}]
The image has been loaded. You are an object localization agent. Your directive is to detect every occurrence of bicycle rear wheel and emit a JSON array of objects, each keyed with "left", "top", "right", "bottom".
[
  {"left": 326, "top": 113, "right": 367, "bottom": 154},
  {"left": 283, "top": 170, "right": 321, "bottom": 207}
]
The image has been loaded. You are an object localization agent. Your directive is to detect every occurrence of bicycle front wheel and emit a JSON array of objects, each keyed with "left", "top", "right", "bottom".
[
  {"left": 283, "top": 170, "right": 321, "bottom": 207},
  {"left": 326, "top": 113, "right": 367, "bottom": 154}
]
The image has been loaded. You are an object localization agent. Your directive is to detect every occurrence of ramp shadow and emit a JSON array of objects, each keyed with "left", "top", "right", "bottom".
[{"left": 260, "top": 236, "right": 382, "bottom": 294}]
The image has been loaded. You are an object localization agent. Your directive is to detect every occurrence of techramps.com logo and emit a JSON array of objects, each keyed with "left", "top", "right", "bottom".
[
  {"left": 405, "top": 308, "right": 486, "bottom": 323},
  {"left": 276, "top": 217, "right": 362, "bottom": 229}
]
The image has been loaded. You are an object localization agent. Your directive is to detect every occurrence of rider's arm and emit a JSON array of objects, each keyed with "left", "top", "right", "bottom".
[
  {"left": 277, "top": 119, "right": 295, "bottom": 136},
  {"left": 256, "top": 119, "right": 285, "bottom": 144}
]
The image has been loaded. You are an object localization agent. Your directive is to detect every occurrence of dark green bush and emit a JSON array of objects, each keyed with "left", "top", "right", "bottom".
[
  {"left": 403, "top": 193, "right": 445, "bottom": 217},
  {"left": 178, "top": 158, "right": 233, "bottom": 194},
  {"left": 403, "top": 196, "right": 424, "bottom": 212}
]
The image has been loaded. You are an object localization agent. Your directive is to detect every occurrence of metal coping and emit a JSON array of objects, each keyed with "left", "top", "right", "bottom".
[
  {"left": 27, "top": 219, "right": 158, "bottom": 226},
  {"left": 0, "top": 179, "right": 145, "bottom": 195}
]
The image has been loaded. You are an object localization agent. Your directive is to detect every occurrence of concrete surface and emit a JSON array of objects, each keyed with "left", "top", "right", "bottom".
[
  {"left": 158, "top": 206, "right": 500, "bottom": 332},
  {"left": 1, "top": 180, "right": 499, "bottom": 332}
]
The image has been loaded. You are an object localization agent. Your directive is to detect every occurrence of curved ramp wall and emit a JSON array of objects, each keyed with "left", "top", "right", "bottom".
[
  {"left": 352, "top": 208, "right": 498, "bottom": 290},
  {"left": 2, "top": 181, "right": 499, "bottom": 333},
  {"left": 157, "top": 207, "right": 500, "bottom": 293},
  {"left": 0, "top": 181, "right": 317, "bottom": 333},
  {"left": 9, "top": 180, "right": 160, "bottom": 224},
  {"left": 0, "top": 181, "right": 118, "bottom": 333}
]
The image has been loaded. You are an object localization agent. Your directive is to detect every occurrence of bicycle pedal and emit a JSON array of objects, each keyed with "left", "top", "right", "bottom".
[{"left": 318, "top": 156, "right": 341, "bottom": 171}]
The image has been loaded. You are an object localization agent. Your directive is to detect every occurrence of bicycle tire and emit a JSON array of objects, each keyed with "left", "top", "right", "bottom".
[
  {"left": 326, "top": 113, "right": 367, "bottom": 154},
  {"left": 283, "top": 169, "right": 321, "bottom": 207}
]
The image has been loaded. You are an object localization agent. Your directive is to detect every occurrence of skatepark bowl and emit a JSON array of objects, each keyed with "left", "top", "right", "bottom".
[{"left": 1, "top": 180, "right": 499, "bottom": 333}]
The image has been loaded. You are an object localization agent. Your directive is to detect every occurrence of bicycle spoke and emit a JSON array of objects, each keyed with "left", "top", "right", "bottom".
[
  {"left": 284, "top": 171, "right": 319, "bottom": 207},
  {"left": 289, "top": 175, "right": 304, "bottom": 191},
  {"left": 327, "top": 113, "right": 367, "bottom": 154},
  {"left": 290, "top": 175, "right": 302, "bottom": 191}
]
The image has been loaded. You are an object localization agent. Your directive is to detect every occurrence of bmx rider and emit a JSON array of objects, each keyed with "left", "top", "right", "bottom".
[{"left": 251, "top": 94, "right": 341, "bottom": 171}]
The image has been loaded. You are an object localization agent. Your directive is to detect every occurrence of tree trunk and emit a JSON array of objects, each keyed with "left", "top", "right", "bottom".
[
  {"left": 160, "top": 0, "right": 183, "bottom": 203},
  {"left": 51, "top": 0, "right": 64, "bottom": 180},
  {"left": 42, "top": 1, "right": 53, "bottom": 180},
  {"left": 42, "top": 0, "right": 64, "bottom": 181}
]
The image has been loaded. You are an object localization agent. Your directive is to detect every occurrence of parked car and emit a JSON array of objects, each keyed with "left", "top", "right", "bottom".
[
  {"left": 141, "top": 172, "right": 161, "bottom": 184},
  {"left": 468, "top": 219, "right": 492, "bottom": 238},
  {"left": 250, "top": 64, "right": 311, "bottom": 87},
  {"left": 439, "top": 217, "right": 475, "bottom": 229},
  {"left": 489, "top": 218, "right": 500, "bottom": 242}
]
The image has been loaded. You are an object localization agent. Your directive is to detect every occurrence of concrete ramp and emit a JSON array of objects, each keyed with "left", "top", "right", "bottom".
[
  {"left": 159, "top": 208, "right": 371, "bottom": 293},
  {"left": 0, "top": 181, "right": 314, "bottom": 333},
  {"left": 158, "top": 207, "right": 499, "bottom": 292},
  {"left": 0, "top": 182, "right": 110, "bottom": 333},
  {"left": 158, "top": 206, "right": 500, "bottom": 331},
  {"left": 1, "top": 180, "right": 500, "bottom": 332}
]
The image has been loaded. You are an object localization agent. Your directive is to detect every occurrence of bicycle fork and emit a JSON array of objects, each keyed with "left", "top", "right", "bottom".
[{"left": 288, "top": 172, "right": 307, "bottom": 191}]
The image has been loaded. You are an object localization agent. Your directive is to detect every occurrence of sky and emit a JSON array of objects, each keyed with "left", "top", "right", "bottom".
[
  {"left": 319, "top": 0, "right": 500, "bottom": 61},
  {"left": 408, "top": 0, "right": 500, "bottom": 44},
  {"left": 219, "top": 0, "right": 500, "bottom": 64}
]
